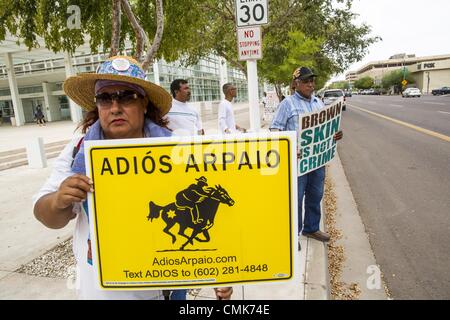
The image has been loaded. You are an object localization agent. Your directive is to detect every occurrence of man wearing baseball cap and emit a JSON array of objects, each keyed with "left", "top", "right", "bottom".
[{"left": 270, "top": 66, "right": 343, "bottom": 249}]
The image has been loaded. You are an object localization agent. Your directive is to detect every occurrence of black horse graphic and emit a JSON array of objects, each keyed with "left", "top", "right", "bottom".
[{"left": 147, "top": 185, "right": 234, "bottom": 250}]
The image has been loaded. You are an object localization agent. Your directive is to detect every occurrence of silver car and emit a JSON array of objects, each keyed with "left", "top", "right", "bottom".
[{"left": 402, "top": 88, "right": 421, "bottom": 98}]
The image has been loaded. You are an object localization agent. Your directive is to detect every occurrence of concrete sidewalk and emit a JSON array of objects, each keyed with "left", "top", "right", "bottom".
[
  {"left": 0, "top": 120, "right": 80, "bottom": 153},
  {"left": 0, "top": 103, "right": 329, "bottom": 300}
]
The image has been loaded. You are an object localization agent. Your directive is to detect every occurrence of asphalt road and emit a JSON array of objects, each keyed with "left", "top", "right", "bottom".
[{"left": 338, "top": 95, "right": 450, "bottom": 299}]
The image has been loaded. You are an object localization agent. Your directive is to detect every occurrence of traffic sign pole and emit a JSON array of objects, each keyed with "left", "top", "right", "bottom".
[
  {"left": 235, "top": 0, "right": 268, "bottom": 132},
  {"left": 247, "top": 59, "right": 261, "bottom": 131}
]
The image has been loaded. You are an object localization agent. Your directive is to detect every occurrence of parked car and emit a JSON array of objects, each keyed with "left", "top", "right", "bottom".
[
  {"left": 323, "top": 89, "right": 346, "bottom": 111},
  {"left": 360, "top": 89, "right": 369, "bottom": 95},
  {"left": 402, "top": 87, "right": 421, "bottom": 98},
  {"left": 431, "top": 86, "right": 450, "bottom": 95},
  {"left": 360, "top": 88, "right": 380, "bottom": 95},
  {"left": 369, "top": 88, "right": 381, "bottom": 95},
  {"left": 344, "top": 91, "right": 352, "bottom": 97}
]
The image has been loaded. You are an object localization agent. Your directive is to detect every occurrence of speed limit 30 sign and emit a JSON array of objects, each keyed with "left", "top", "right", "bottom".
[{"left": 235, "top": 0, "right": 268, "bottom": 27}]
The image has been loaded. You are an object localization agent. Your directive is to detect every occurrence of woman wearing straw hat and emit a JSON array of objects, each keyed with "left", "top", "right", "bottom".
[{"left": 32, "top": 56, "right": 232, "bottom": 300}]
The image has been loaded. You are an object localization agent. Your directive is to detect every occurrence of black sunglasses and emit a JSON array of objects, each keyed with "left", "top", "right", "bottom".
[{"left": 94, "top": 90, "right": 143, "bottom": 108}]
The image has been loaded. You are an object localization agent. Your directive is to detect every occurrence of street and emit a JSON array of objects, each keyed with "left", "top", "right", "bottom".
[
  {"left": 346, "top": 95, "right": 450, "bottom": 136},
  {"left": 338, "top": 95, "right": 450, "bottom": 299}
]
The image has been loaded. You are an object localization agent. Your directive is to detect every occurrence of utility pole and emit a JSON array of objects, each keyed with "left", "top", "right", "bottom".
[
  {"left": 402, "top": 59, "right": 406, "bottom": 81},
  {"left": 401, "top": 58, "right": 408, "bottom": 90}
]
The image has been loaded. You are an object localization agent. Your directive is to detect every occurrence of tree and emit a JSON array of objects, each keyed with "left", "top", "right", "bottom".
[
  {"left": 177, "top": 0, "right": 379, "bottom": 98},
  {"left": 328, "top": 81, "right": 350, "bottom": 90},
  {"left": 381, "top": 69, "right": 415, "bottom": 93},
  {"left": 0, "top": 0, "right": 199, "bottom": 71},
  {"left": 258, "top": 31, "right": 326, "bottom": 98},
  {"left": 354, "top": 76, "right": 374, "bottom": 90},
  {"left": 1, "top": 0, "right": 379, "bottom": 84}
]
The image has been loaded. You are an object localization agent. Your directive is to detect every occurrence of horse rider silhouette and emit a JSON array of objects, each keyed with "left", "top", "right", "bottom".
[
  {"left": 148, "top": 184, "right": 235, "bottom": 250},
  {"left": 175, "top": 176, "right": 212, "bottom": 225}
]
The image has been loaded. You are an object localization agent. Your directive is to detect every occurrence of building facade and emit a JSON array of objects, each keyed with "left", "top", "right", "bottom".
[
  {"left": 408, "top": 59, "right": 450, "bottom": 94},
  {"left": 0, "top": 48, "right": 251, "bottom": 126},
  {"left": 347, "top": 53, "right": 450, "bottom": 92},
  {"left": 345, "top": 71, "right": 357, "bottom": 86}
]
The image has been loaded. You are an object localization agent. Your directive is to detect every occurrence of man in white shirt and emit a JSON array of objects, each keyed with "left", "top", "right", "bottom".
[
  {"left": 166, "top": 79, "right": 204, "bottom": 136},
  {"left": 218, "top": 83, "right": 246, "bottom": 134}
]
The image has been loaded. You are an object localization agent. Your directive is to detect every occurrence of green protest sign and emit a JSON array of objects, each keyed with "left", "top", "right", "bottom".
[{"left": 298, "top": 99, "right": 343, "bottom": 176}]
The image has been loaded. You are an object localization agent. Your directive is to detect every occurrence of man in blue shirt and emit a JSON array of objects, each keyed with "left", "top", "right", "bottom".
[{"left": 270, "top": 67, "right": 343, "bottom": 249}]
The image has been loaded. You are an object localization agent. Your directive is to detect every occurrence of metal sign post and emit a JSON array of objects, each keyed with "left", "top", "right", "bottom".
[
  {"left": 235, "top": 0, "right": 269, "bottom": 132},
  {"left": 247, "top": 59, "right": 261, "bottom": 131}
]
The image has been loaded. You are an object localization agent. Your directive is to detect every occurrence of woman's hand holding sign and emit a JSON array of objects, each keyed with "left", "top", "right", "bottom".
[
  {"left": 34, "top": 174, "right": 93, "bottom": 229},
  {"left": 54, "top": 174, "right": 93, "bottom": 210}
]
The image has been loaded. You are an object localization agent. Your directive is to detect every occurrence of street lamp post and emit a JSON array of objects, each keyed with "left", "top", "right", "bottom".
[{"left": 402, "top": 58, "right": 406, "bottom": 81}]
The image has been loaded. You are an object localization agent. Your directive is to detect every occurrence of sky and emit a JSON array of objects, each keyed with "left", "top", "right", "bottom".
[{"left": 332, "top": 0, "right": 450, "bottom": 81}]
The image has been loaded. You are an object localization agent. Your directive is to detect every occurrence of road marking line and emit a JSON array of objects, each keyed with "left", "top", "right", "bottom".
[
  {"left": 438, "top": 111, "right": 450, "bottom": 115},
  {"left": 427, "top": 102, "right": 446, "bottom": 105},
  {"left": 348, "top": 104, "right": 450, "bottom": 143},
  {"left": 389, "top": 104, "right": 404, "bottom": 108}
]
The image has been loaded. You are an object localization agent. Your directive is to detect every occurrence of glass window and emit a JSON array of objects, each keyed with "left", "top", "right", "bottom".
[
  {"left": 18, "top": 86, "right": 43, "bottom": 94},
  {"left": 53, "top": 59, "right": 65, "bottom": 67},
  {"left": 0, "top": 88, "right": 11, "bottom": 96},
  {"left": 54, "top": 83, "right": 63, "bottom": 91}
]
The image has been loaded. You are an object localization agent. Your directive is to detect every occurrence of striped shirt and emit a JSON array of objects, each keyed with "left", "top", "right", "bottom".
[{"left": 270, "top": 91, "right": 325, "bottom": 133}]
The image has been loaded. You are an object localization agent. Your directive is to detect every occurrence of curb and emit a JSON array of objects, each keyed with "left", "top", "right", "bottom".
[
  {"left": 325, "top": 153, "right": 390, "bottom": 300},
  {"left": 303, "top": 213, "right": 330, "bottom": 300}
]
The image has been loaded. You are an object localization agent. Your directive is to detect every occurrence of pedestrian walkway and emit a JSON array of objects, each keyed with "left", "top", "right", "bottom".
[
  {"left": 0, "top": 103, "right": 329, "bottom": 300},
  {"left": 0, "top": 120, "right": 80, "bottom": 153}
]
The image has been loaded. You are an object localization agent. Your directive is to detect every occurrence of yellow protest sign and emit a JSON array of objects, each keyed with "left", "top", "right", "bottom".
[{"left": 85, "top": 133, "right": 298, "bottom": 290}]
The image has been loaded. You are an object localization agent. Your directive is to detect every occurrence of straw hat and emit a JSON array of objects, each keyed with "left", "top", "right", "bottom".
[{"left": 63, "top": 56, "right": 172, "bottom": 115}]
